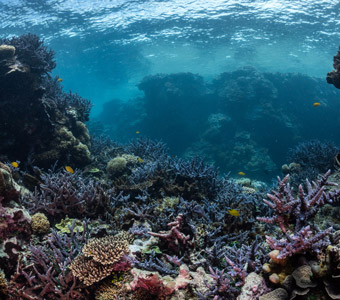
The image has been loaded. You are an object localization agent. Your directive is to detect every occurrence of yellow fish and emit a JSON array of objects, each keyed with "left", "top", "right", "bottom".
[
  {"left": 313, "top": 102, "right": 321, "bottom": 107},
  {"left": 57, "top": 78, "right": 63, "bottom": 82},
  {"left": 11, "top": 162, "right": 19, "bottom": 168},
  {"left": 228, "top": 209, "right": 240, "bottom": 217},
  {"left": 136, "top": 131, "right": 140, "bottom": 134},
  {"left": 238, "top": 171, "right": 246, "bottom": 176},
  {"left": 137, "top": 157, "right": 144, "bottom": 163},
  {"left": 65, "top": 166, "right": 74, "bottom": 174}
]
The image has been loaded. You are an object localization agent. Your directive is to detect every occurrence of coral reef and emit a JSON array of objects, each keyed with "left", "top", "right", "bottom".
[
  {"left": 8, "top": 220, "right": 89, "bottom": 299},
  {"left": 0, "top": 34, "right": 91, "bottom": 168},
  {"left": 2, "top": 33, "right": 340, "bottom": 300},
  {"left": 286, "top": 140, "right": 339, "bottom": 183},
  {"left": 327, "top": 46, "right": 340, "bottom": 89},
  {"left": 98, "top": 67, "right": 340, "bottom": 180}
]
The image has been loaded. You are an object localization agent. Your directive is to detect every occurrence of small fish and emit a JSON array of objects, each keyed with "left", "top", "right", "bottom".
[
  {"left": 313, "top": 102, "right": 321, "bottom": 107},
  {"left": 65, "top": 166, "right": 74, "bottom": 174},
  {"left": 228, "top": 209, "right": 240, "bottom": 217},
  {"left": 57, "top": 78, "right": 63, "bottom": 82},
  {"left": 137, "top": 157, "right": 144, "bottom": 163},
  {"left": 88, "top": 168, "right": 100, "bottom": 173},
  {"left": 238, "top": 171, "right": 246, "bottom": 176},
  {"left": 136, "top": 131, "right": 140, "bottom": 134},
  {"left": 11, "top": 161, "right": 19, "bottom": 168}
]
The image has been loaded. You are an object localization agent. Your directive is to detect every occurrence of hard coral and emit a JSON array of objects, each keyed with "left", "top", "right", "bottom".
[
  {"left": 106, "top": 156, "right": 127, "bottom": 177},
  {"left": 82, "top": 235, "right": 129, "bottom": 265},
  {"left": 8, "top": 220, "right": 89, "bottom": 300},
  {"left": 258, "top": 170, "right": 340, "bottom": 259},
  {"left": 71, "top": 234, "right": 130, "bottom": 286},
  {"left": 1, "top": 33, "right": 55, "bottom": 75},
  {"left": 148, "top": 214, "right": 193, "bottom": 254},
  {"left": 71, "top": 254, "right": 117, "bottom": 286},
  {"left": 258, "top": 170, "right": 340, "bottom": 233},
  {"left": 0, "top": 34, "right": 92, "bottom": 169},
  {"left": 31, "top": 212, "right": 50, "bottom": 234}
]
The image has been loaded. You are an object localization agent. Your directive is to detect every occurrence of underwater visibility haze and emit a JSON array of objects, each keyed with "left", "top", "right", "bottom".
[{"left": 2, "top": 1, "right": 340, "bottom": 299}]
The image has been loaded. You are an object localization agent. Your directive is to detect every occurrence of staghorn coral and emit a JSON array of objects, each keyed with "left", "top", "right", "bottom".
[
  {"left": 1, "top": 33, "right": 55, "bottom": 75},
  {"left": 25, "top": 167, "right": 116, "bottom": 220},
  {"left": 148, "top": 214, "right": 193, "bottom": 254},
  {"left": 258, "top": 170, "right": 340, "bottom": 260},
  {"left": 287, "top": 140, "right": 339, "bottom": 183},
  {"left": 8, "top": 219, "right": 89, "bottom": 300},
  {"left": 258, "top": 170, "right": 340, "bottom": 232},
  {"left": 196, "top": 266, "right": 240, "bottom": 300},
  {"left": 265, "top": 225, "right": 332, "bottom": 260}
]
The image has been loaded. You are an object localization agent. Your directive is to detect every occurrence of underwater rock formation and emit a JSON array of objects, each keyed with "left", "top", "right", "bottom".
[
  {"left": 0, "top": 34, "right": 92, "bottom": 168},
  {"left": 327, "top": 46, "right": 340, "bottom": 89},
  {"left": 98, "top": 67, "right": 340, "bottom": 179}
]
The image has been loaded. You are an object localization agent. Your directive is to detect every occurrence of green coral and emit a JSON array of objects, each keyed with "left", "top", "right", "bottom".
[{"left": 55, "top": 217, "right": 83, "bottom": 233}]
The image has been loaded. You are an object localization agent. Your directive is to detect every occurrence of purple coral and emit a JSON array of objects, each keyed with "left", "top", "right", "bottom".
[
  {"left": 258, "top": 170, "right": 340, "bottom": 259},
  {"left": 148, "top": 214, "right": 193, "bottom": 254},
  {"left": 266, "top": 225, "right": 332, "bottom": 260},
  {"left": 25, "top": 167, "right": 115, "bottom": 220},
  {"left": 8, "top": 220, "right": 89, "bottom": 300},
  {"left": 196, "top": 266, "right": 239, "bottom": 300}
]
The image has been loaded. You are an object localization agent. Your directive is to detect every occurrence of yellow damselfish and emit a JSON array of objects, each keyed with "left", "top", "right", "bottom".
[
  {"left": 65, "top": 166, "right": 74, "bottom": 174},
  {"left": 136, "top": 131, "right": 140, "bottom": 134},
  {"left": 238, "top": 171, "right": 246, "bottom": 176},
  {"left": 228, "top": 209, "right": 240, "bottom": 217},
  {"left": 313, "top": 102, "right": 321, "bottom": 107},
  {"left": 11, "top": 162, "right": 19, "bottom": 168},
  {"left": 57, "top": 78, "right": 63, "bottom": 82}
]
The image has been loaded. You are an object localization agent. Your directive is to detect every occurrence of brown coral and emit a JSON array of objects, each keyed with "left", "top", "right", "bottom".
[
  {"left": 71, "top": 234, "right": 130, "bottom": 286},
  {"left": 31, "top": 212, "right": 50, "bottom": 234},
  {"left": 0, "top": 269, "right": 8, "bottom": 297},
  {"left": 70, "top": 254, "right": 115, "bottom": 286},
  {"left": 82, "top": 235, "right": 129, "bottom": 265}
]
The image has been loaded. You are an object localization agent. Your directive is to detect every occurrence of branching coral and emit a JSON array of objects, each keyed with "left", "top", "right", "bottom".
[
  {"left": 287, "top": 140, "right": 339, "bottom": 182},
  {"left": 25, "top": 167, "right": 115, "bottom": 220},
  {"left": 8, "top": 220, "right": 89, "bottom": 300},
  {"left": 258, "top": 170, "right": 340, "bottom": 259},
  {"left": 148, "top": 214, "right": 193, "bottom": 254},
  {"left": 1, "top": 33, "right": 56, "bottom": 75},
  {"left": 266, "top": 225, "right": 332, "bottom": 260},
  {"left": 196, "top": 267, "right": 239, "bottom": 300},
  {"left": 42, "top": 76, "right": 92, "bottom": 122}
]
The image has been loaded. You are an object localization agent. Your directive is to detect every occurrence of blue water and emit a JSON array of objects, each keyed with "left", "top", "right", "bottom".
[
  {"left": 1, "top": 0, "right": 340, "bottom": 180},
  {"left": 1, "top": 0, "right": 339, "bottom": 114}
]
